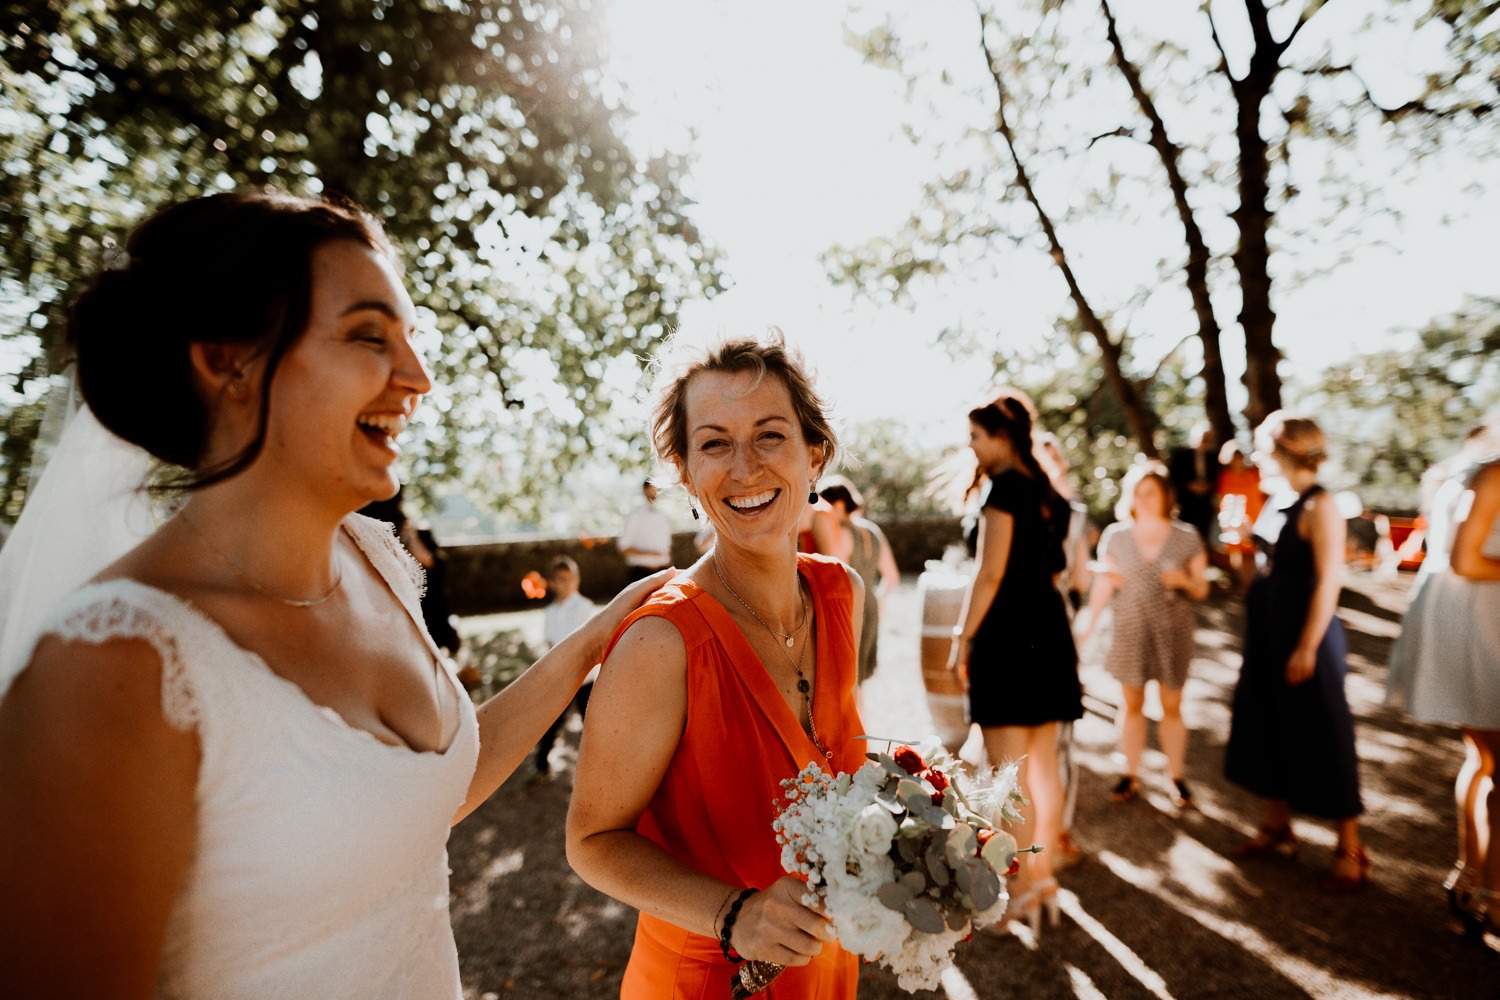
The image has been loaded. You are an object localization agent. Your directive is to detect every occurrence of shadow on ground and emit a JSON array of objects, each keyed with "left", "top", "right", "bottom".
[{"left": 449, "top": 571, "right": 1494, "bottom": 999}]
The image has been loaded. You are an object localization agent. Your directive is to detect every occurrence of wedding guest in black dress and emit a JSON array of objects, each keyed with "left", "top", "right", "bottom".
[
  {"left": 1224, "top": 412, "right": 1369, "bottom": 891},
  {"left": 1169, "top": 422, "right": 1220, "bottom": 545},
  {"left": 949, "top": 389, "right": 1082, "bottom": 938}
]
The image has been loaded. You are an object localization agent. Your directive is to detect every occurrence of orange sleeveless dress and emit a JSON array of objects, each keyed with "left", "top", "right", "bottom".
[{"left": 609, "top": 554, "right": 864, "bottom": 1000}]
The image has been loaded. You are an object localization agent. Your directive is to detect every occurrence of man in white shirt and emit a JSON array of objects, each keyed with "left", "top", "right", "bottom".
[
  {"left": 618, "top": 480, "right": 674, "bottom": 581},
  {"left": 530, "top": 556, "right": 598, "bottom": 778}
]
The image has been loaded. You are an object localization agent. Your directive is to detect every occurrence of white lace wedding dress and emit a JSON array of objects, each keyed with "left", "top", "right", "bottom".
[{"left": 25, "top": 513, "right": 479, "bottom": 998}]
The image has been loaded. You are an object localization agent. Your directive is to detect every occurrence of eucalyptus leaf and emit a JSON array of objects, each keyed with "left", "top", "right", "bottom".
[
  {"left": 877, "top": 881, "right": 915, "bottom": 912},
  {"left": 969, "top": 860, "right": 1001, "bottom": 909},
  {"left": 954, "top": 859, "right": 975, "bottom": 894},
  {"left": 945, "top": 824, "right": 978, "bottom": 869},
  {"left": 900, "top": 870, "right": 927, "bottom": 894},
  {"left": 903, "top": 896, "right": 946, "bottom": 934},
  {"left": 917, "top": 801, "right": 954, "bottom": 829},
  {"left": 897, "top": 778, "right": 931, "bottom": 808},
  {"left": 924, "top": 839, "right": 952, "bottom": 888}
]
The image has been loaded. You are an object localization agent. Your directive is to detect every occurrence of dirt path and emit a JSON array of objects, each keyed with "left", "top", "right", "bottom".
[{"left": 449, "top": 571, "right": 1493, "bottom": 999}]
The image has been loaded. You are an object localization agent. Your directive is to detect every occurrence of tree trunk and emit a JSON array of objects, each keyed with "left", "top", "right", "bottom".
[
  {"left": 1100, "top": 0, "right": 1235, "bottom": 448},
  {"left": 976, "top": 8, "right": 1161, "bottom": 457},
  {"left": 1228, "top": 5, "right": 1286, "bottom": 429}
]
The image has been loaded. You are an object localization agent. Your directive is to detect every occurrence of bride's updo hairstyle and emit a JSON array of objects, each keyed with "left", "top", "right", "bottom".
[{"left": 67, "top": 189, "right": 390, "bottom": 489}]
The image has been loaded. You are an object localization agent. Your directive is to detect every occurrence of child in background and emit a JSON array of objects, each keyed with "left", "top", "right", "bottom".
[{"left": 530, "top": 556, "right": 599, "bottom": 778}]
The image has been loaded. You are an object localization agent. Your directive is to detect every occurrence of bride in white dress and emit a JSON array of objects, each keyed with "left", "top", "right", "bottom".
[{"left": 0, "top": 190, "right": 665, "bottom": 998}]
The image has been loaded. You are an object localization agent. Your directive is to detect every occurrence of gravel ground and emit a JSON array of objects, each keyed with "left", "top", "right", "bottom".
[{"left": 449, "top": 570, "right": 1494, "bottom": 999}]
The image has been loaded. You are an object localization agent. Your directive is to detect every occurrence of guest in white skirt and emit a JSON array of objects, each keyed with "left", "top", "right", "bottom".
[{"left": 1386, "top": 412, "right": 1500, "bottom": 940}]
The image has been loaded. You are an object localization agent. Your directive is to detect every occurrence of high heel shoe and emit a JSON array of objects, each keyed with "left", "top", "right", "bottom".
[
  {"left": 1321, "top": 843, "right": 1372, "bottom": 892},
  {"left": 1109, "top": 775, "right": 1140, "bottom": 804},
  {"left": 1445, "top": 862, "right": 1479, "bottom": 916},
  {"left": 1171, "top": 778, "right": 1194, "bottom": 809},
  {"left": 1023, "top": 877, "right": 1062, "bottom": 936},
  {"left": 984, "top": 877, "right": 1061, "bottom": 941},
  {"left": 1459, "top": 888, "right": 1500, "bottom": 945},
  {"left": 1234, "top": 823, "right": 1298, "bottom": 859}
]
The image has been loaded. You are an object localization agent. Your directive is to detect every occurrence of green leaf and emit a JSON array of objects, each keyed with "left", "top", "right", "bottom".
[
  {"left": 967, "top": 859, "right": 1001, "bottom": 910},
  {"left": 924, "top": 838, "right": 952, "bottom": 888},
  {"left": 945, "top": 824, "right": 978, "bottom": 869},
  {"left": 877, "top": 881, "right": 915, "bottom": 912},
  {"left": 904, "top": 896, "right": 946, "bottom": 934}
]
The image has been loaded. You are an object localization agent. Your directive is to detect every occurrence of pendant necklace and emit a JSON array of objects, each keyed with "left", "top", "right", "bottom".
[{"left": 713, "top": 554, "right": 831, "bottom": 760}]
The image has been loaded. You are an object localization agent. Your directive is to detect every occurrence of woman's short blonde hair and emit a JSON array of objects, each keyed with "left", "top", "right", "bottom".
[
  {"left": 1257, "top": 410, "right": 1328, "bottom": 472},
  {"left": 1115, "top": 461, "right": 1175, "bottom": 522},
  {"left": 647, "top": 326, "right": 839, "bottom": 479}
]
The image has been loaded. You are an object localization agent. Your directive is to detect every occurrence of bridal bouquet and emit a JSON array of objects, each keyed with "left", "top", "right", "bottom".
[{"left": 754, "top": 742, "right": 1025, "bottom": 994}]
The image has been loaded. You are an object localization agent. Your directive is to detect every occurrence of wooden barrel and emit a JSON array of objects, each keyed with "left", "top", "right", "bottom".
[{"left": 917, "top": 563, "right": 971, "bottom": 752}]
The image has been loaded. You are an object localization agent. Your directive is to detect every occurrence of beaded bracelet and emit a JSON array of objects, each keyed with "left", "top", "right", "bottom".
[{"left": 718, "top": 887, "right": 757, "bottom": 963}]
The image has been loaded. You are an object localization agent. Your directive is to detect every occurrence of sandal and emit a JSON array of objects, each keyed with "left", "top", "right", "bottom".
[
  {"left": 1234, "top": 823, "right": 1298, "bottom": 859},
  {"left": 1172, "top": 778, "right": 1194, "bottom": 809},
  {"left": 1460, "top": 888, "right": 1500, "bottom": 945},
  {"left": 1054, "top": 830, "right": 1084, "bottom": 871},
  {"left": 1445, "top": 862, "right": 1480, "bottom": 916},
  {"left": 1109, "top": 775, "right": 1140, "bottom": 804},
  {"left": 1321, "top": 843, "right": 1372, "bottom": 892}
]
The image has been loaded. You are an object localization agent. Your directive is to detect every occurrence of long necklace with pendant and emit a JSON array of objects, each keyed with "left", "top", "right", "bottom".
[{"left": 713, "top": 554, "right": 831, "bottom": 760}]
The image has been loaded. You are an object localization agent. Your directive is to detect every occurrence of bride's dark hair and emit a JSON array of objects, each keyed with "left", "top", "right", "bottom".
[{"left": 67, "top": 189, "right": 390, "bottom": 489}]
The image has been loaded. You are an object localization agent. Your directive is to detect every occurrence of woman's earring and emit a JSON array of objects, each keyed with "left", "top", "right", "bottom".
[
  {"left": 808, "top": 485, "right": 819, "bottom": 505},
  {"left": 226, "top": 376, "right": 247, "bottom": 400},
  {"left": 689, "top": 500, "right": 700, "bottom": 521}
]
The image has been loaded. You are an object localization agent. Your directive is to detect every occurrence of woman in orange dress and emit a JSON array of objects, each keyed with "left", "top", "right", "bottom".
[
  {"left": 567, "top": 329, "right": 864, "bottom": 999},
  {"left": 1217, "top": 439, "right": 1265, "bottom": 589}
]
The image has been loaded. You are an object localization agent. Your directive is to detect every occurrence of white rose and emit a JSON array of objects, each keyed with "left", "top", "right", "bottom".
[
  {"left": 827, "top": 885, "right": 910, "bottom": 959},
  {"left": 849, "top": 803, "right": 899, "bottom": 860}
]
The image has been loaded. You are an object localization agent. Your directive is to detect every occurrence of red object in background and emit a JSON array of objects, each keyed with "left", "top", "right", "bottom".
[
  {"left": 520, "top": 571, "right": 548, "bottom": 600},
  {"left": 1385, "top": 515, "right": 1427, "bottom": 572}
]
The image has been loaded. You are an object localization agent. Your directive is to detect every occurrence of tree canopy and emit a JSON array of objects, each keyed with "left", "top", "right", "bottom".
[
  {"left": 0, "top": 0, "right": 721, "bottom": 523},
  {"left": 827, "top": 0, "right": 1498, "bottom": 459},
  {"left": 1296, "top": 296, "right": 1500, "bottom": 511}
]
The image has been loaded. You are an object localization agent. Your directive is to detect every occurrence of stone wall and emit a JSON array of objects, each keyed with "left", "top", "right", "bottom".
[{"left": 440, "top": 514, "right": 964, "bottom": 615}]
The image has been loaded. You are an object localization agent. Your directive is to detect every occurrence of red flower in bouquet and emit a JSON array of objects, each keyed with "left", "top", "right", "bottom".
[{"left": 892, "top": 745, "right": 926, "bottom": 775}]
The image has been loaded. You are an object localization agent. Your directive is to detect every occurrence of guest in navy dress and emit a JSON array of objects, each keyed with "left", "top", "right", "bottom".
[{"left": 1224, "top": 412, "right": 1369, "bottom": 891}]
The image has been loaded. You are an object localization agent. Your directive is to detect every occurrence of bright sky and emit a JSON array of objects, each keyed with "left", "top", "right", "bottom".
[{"left": 604, "top": 0, "right": 1498, "bottom": 446}]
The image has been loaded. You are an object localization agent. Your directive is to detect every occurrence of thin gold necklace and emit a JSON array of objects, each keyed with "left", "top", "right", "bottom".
[
  {"left": 713, "top": 555, "right": 809, "bottom": 648},
  {"left": 179, "top": 512, "right": 344, "bottom": 608},
  {"left": 713, "top": 554, "right": 831, "bottom": 760}
]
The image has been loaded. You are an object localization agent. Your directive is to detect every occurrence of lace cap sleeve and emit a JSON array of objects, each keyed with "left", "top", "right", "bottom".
[
  {"left": 36, "top": 582, "right": 199, "bottom": 732},
  {"left": 344, "top": 513, "right": 426, "bottom": 600}
]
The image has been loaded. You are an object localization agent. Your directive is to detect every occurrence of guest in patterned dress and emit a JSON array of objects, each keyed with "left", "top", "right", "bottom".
[{"left": 1077, "top": 462, "right": 1208, "bottom": 807}]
